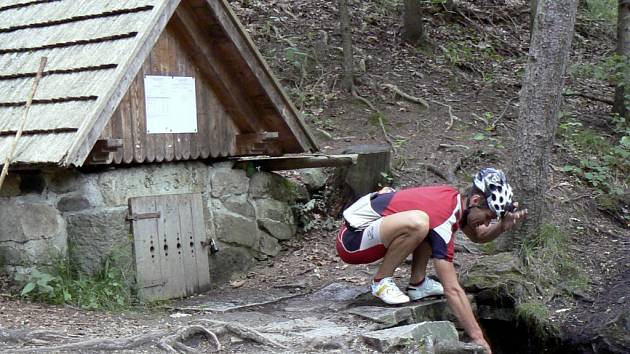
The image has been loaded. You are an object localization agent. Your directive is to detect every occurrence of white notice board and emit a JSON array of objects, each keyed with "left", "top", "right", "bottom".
[{"left": 144, "top": 75, "right": 198, "bottom": 134}]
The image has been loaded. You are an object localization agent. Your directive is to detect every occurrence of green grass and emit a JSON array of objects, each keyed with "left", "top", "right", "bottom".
[
  {"left": 515, "top": 301, "right": 557, "bottom": 338},
  {"left": 519, "top": 224, "right": 589, "bottom": 295},
  {"left": 582, "top": 0, "right": 617, "bottom": 24}
]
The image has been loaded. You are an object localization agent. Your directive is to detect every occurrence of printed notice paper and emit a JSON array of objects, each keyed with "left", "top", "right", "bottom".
[{"left": 144, "top": 75, "right": 198, "bottom": 134}]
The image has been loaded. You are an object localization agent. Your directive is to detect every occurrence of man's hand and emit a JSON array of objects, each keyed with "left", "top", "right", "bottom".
[
  {"left": 473, "top": 337, "right": 492, "bottom": 354},
  {"left": 377, "top": 186, "right": 395, "bottom": 194},
  {"left": 501, "top": 202, "right": 528, "bottom": 231}
]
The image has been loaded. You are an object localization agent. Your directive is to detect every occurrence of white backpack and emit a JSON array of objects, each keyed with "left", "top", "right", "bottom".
[{"left": 342, "top": 192, "right": 382, "bottom": 230}]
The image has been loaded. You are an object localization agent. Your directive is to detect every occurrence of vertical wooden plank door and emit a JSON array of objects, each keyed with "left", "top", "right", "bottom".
[{"left": 129, "top": 193, "right": 210, "bottom": 302}]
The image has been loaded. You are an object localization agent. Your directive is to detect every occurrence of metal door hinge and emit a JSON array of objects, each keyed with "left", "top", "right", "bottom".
[{"left": 127, "top": 212, "right": 161, "bottom": 221}]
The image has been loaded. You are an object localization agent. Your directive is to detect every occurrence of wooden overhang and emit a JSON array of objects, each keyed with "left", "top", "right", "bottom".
[{"left": 233, "top": 154, "right": 358, "bottom": 172}]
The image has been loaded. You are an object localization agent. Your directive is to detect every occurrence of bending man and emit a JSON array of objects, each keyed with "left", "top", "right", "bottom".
[{"left": 336, "top": 167, "right": 528, "bottom": 352}]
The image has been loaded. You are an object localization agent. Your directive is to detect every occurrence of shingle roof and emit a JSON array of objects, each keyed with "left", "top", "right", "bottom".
[{"left": 0, "top": 0, "right": 173, "bottom": 166}]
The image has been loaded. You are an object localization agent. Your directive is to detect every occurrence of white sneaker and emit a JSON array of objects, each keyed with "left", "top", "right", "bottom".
[
  {"left": 371, "top": 277, "right": 410, "bottom": 305},
  {"left": 407, "top": 277, "right": 444, "bottom": 301}
]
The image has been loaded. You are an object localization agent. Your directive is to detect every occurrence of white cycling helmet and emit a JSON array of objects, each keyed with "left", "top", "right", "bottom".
[{"left": 473, "top": 168, "right": 514, "bottom": 218}]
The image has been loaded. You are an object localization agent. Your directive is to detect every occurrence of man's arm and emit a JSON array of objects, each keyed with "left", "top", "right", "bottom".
[
  {"left": 463, "top": 205, "right": 528, "bottom": 244},
  {"left": 434, "top": 259, "right": 491, "bottom": 353}
]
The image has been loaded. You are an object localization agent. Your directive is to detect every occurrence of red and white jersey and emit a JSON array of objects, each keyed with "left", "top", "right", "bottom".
[{"left": 370, "top": 185, "right": 462, "bottom": 261}]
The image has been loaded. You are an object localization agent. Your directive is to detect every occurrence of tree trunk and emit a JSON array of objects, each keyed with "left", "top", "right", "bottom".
[
  {"left": 403, "top": 0, "right": 426, "bottom": 46},
  {"left": 339, "top": 0, "right": 354, "bottom": 92},
  {"left": 613, "top": 0, "right": 630, "bottom": 117},
  {"left": 500, "top": 0, "right": 578, "bottom": 250},
  {"left": 530, "top": 0, "right": 538, "bottom": 42}
]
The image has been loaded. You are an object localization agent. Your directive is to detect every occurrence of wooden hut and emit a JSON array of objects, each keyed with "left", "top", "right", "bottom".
[{"left": 0, "top": 0, "right": 317, "bottom": 169}]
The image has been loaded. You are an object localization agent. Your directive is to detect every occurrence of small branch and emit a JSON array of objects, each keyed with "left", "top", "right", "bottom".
[
  {"left": 426, "top": 98, "right": 458, "bottom": 131},
  {"left": 352, "top": 87, "right": 396, "bottom": 154},
  {"left": 381, "top": 84, "right": 429, "bottom": 109},
  {"left": 492, "top": 97, "right": 518, "bottom": 127},
  {"left": 279, "top": 4, "right": 298, "bottom": 21},
  {"left": 161, "top": 290, "right": 311, "bottom": 313},
  {"left": 561, "top": 193, "right": 597, "bottom": 204},
  {"left": 438, "top": 143, "right": 470, "bottom": 151},
  {"left": 562, "top": 91, "right": 614, "bottom": 105},
  {"left": 417, "top": 163, "right": 449, "bottom": 182}
]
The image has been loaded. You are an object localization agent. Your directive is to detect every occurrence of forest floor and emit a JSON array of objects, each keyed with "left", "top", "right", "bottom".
[{"left": 1, "top": 0, "right": 629, "bottom": 353}]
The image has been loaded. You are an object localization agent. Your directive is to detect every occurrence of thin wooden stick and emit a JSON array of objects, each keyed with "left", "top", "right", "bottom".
[{"left": 0, "top": 57, "right": 47, "bottom": 190}]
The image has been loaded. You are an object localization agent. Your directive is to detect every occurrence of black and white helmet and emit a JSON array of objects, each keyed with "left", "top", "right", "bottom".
[{"left": 473, "top": 168, "right": 514, "bottom": 218}]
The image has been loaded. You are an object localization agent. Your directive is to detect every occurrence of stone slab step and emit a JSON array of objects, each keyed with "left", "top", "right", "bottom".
[
  {"left": 361, "top": 321, "right": 458, "bottom": 352},
  {"left": 347, "top": 296, "right": 475, "bottom": 328}
]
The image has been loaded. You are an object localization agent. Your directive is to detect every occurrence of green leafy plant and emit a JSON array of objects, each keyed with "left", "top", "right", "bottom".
[
  {"left": 17, "top": 253, "right": 131, "bottom": 310},
  {"left": 582, "top": 0, "right": 617, "bottom": 24},
  {"left": 292, "top": 199, "right": 318, "bottom": 232},
  {"left": 559, "top": 117, "right": 629, "bottom": 198}
]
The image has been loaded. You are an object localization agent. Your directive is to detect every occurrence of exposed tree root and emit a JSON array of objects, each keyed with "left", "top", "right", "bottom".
[
  {"left": 382, "top": 83, "right": 429, "bottom": 109},
  {"left": 5, "top": 330, "right": 168, "bottom": 353},
  {"left": 158, "top": 325, "right": 220, "bottom": 353},
  {"left": 0, "top": 328, "right": 67, "bottom": 345},
  {"left": 196, "top": 319, "right": 288, "bottom": 349},
  {"left": 3, "top": 325, "right": 221, "bottom": 353},
  {"left": 352, "top": 86, "right": 378, "bottom": 112}
]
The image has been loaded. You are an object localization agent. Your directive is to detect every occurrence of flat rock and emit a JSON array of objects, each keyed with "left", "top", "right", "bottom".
[
  {"left": 362, "top": 321, "right": 458, "bottom": 352},
  {"left": 347, "top": 306, "right": 413, "bottom": 328},
  {"left": 435, "top": 341, "right": 488, "bottom": 354}
]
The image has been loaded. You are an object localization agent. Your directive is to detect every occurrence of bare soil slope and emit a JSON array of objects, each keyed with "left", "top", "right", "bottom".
[{"left": 1, "top": 1, "right": 628, "bottom": 353}]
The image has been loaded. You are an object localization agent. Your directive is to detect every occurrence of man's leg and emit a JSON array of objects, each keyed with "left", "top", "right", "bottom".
[
  {"left": 410, "top": 240, "right": 431, "bottom": 284},
  {"left": 373, "top": 210, "right": 430, "bottom": 280}
]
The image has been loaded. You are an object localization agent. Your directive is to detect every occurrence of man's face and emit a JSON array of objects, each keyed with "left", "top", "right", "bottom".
[
  {"left": 466, "top": 207, "right": 497, "bottom": 228},
  {"left": 466, "top": 195, "right": 498, "bottom": 228}
]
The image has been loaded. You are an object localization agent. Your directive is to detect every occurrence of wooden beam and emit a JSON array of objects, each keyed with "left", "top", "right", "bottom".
[
  {"left": 235, "top": 131, "right": 281, "bottom": 156},
  {"left": 233, "top": 154, "right": 358, "bottom": 171},
  {"left": 171, "top": 4, "right": 264, "bottom": 134},
  {"left": 86, "top": 138, "right": 123, "bottom": 165},
  {"left": 235, "top": 131, "right": 278, "bottom": 145}
]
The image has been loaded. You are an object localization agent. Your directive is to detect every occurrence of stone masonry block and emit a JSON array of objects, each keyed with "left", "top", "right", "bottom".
[
  {"left": 209, "top": 168, "right": 249, "bottom": 199},
  {"left": 249, "top": 172, "right": 294, "bottom": 201},
  {"left": 0, "top": 200, "right": 67, "bottom": 266},
  {"left": 65, "top": 207, "right": 132, "bottom": 275},
  {"left": 97, "top": 162, "right": 207, "bottom": 206},
  {"left": 211, "top": 201, "right": 259, "bottom": 248},
  {"left": 253, "top": 199, "right": 296, "bottom": 240}
]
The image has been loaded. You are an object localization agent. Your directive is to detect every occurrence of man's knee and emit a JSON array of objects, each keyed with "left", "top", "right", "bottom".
[{"left": 402, "top": 210, "right": 430, "bottom": 238}]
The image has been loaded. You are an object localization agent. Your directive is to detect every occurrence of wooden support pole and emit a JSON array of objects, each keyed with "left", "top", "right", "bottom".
[{"left": 0, "top": 57, "right": 47, "bottom": 190}]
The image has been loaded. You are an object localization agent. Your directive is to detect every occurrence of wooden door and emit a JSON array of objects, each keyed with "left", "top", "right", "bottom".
[{"left": 129, "top": 193, "right": 210, "bottom": 301}]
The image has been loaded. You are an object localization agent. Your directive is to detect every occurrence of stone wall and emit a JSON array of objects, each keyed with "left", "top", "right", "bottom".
[{"left": 0, "top": 161, "right": 301, "bottom": 288}]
